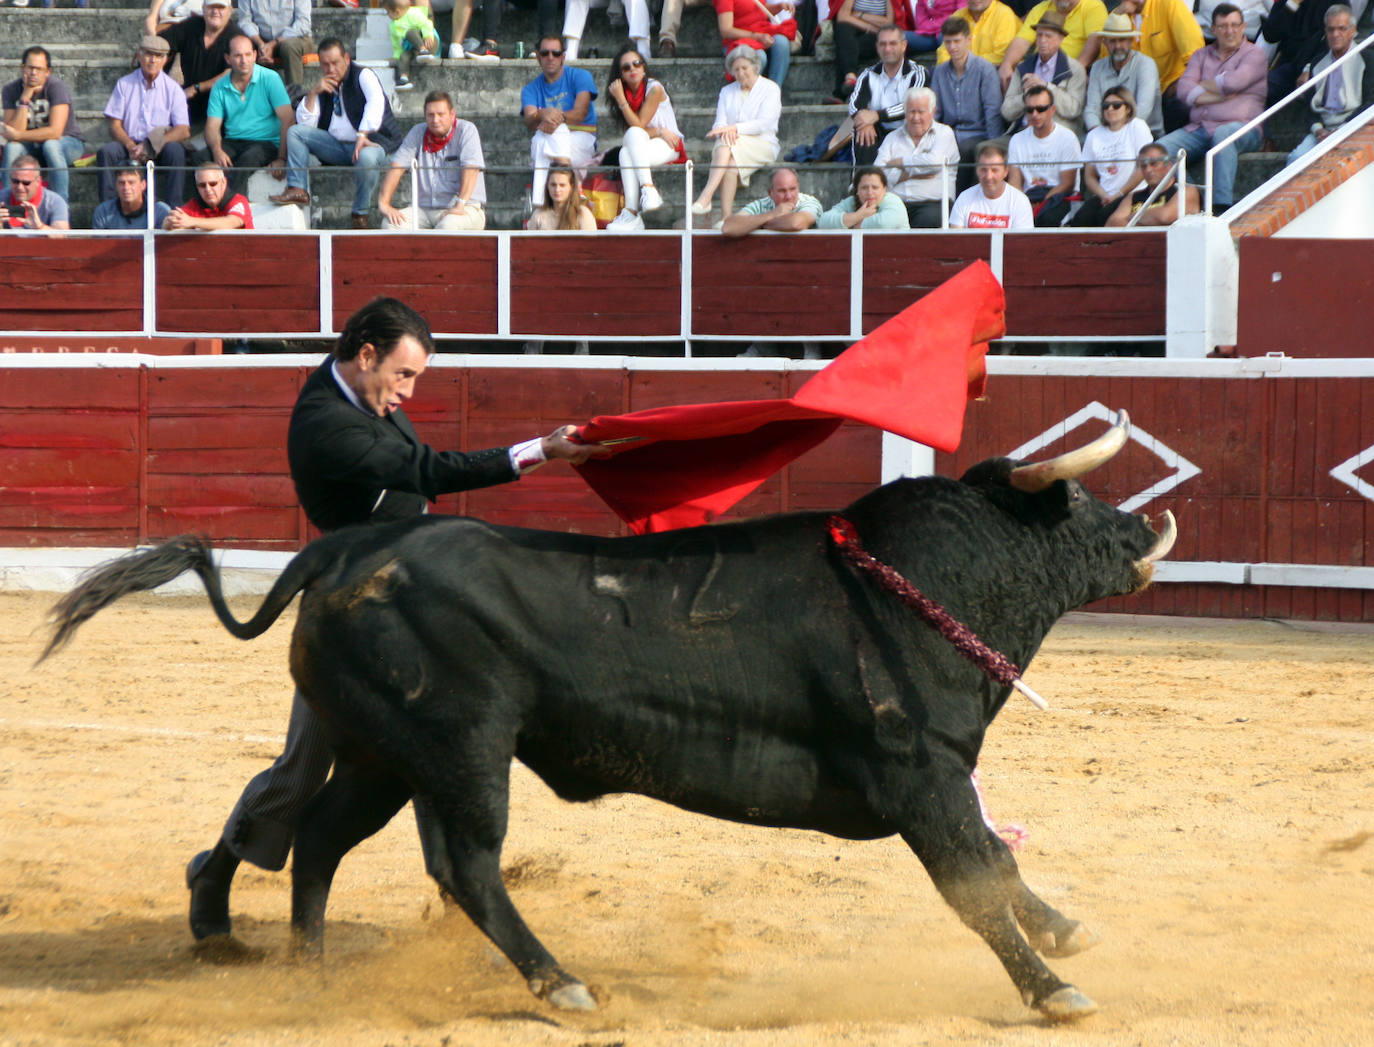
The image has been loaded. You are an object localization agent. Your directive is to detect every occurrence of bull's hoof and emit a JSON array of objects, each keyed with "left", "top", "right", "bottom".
[
  {"left": 1033, "top": 986, "right": 1099, "bottom": 1021},
  {"left": 1033, "top": 920, "right": 1099, "bottom": 958},
  {"left": 529, "top": 972, "right": 597, "bottom": 1012}
]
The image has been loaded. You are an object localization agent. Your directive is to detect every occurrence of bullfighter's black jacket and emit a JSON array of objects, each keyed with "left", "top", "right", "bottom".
[{"left": 287, "top": 359, "right": 516, "bottom": 533}]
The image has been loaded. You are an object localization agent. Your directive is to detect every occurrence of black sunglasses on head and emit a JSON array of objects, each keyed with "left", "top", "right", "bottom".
[
  {"left": 538, "top": 48, "right": 563, "bottom": 57},
  {"left": 1102, "top": 100, "right": 1127, "bottom": 110},
  {"left": 1026, "top": 103, "right": 1052, "bottom": 113},
  {"left": 621, "top": 58, "right": 644, "bottom": 71}
]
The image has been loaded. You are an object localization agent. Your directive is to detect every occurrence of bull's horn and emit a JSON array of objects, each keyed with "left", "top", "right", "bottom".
[
  {"left": 1009, "top": 410, "right": 1131, "bottom": 493},
  {"left": 1141, "top": 509, "right": 1177, "bottom": 564}
]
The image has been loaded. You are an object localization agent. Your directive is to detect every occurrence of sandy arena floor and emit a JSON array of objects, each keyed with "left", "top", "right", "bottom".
[{"left": 1, "top": 589, "right": 1371, "bottom": 1047}]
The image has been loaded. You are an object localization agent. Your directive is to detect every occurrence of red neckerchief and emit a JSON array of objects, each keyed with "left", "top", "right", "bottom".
[
  {"left": 423, "top": 122, "right": 457, "bottom": 153},
  {"left": 6, "top": 183, "right": 42, "bottom": 228},
  {"left": 623, "top": 77, "right": 648, "bottom": 114}
]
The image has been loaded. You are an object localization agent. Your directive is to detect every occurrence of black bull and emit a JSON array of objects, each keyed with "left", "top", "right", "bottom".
[{"left": 44, "top": 411, "right": 1175, "bottom": 1021}]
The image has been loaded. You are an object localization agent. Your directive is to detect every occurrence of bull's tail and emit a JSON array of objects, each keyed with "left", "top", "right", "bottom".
[{"left": 40, "top": 534, "right": 327, "bottom": 663}]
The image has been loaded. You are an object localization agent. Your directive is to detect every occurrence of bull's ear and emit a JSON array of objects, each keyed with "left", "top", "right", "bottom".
[{"left": 958, "top": 457, "right": 1016, "bottom": 488}]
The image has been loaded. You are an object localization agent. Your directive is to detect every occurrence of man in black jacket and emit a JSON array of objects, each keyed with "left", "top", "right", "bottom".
[
  {"left": 185, "top": 297, "right": 606, "bottom": 945},
  {"left": 846, "top": 25, "right": 927, "bottom": 167}
]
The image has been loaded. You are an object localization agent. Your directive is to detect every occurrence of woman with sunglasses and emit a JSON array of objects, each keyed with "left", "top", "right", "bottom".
[
  {"left": 604, "top": 44, "right": 685, "bottom": 232},
  {"left": 1071, "top": 85, "right": 1153, "bottom": 226}
]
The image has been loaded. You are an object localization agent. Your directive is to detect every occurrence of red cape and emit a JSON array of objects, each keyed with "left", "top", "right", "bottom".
[{"left": 575, "top": 261, "right": 1005, "bottom": 533}]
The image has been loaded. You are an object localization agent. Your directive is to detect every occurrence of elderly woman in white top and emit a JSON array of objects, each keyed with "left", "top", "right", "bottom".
[
  {"left": 605, "top": 44, "right": 685, "bottom": 231},
  {"left": 691, "top": 45, "right": 781, "bottom": 224}
]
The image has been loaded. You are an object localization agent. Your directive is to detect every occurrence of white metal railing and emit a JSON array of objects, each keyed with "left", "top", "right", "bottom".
[
  {"left": 1205, "top": 31, "right": 1374, "bottom": 214},
  {"left": 1127, "top": 149, "right": 1189, "bottom": 227}
]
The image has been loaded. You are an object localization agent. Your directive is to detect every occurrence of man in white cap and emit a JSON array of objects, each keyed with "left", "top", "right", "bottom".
[{"left": 1084, "top": 12, "right": 1162, "bottom": 135}]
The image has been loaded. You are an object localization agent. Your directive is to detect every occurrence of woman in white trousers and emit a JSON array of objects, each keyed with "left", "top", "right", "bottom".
[{"left": 603, "top": 44, "right": 686, "bottom": 230}]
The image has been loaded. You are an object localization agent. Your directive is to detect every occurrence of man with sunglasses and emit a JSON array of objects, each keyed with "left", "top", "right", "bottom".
[
  {"left": 520, "top": 35, "right": 597, "bottom": 205},
  {"left": 1106, "top": 141, "right": 1199, "bottom": 224},
  {"left": 1007, "top": 83, "right": 1081, "bottom": 226},
  {"left": 1084, "top": 12, "right": 1162, "bottom": 135},
  {"left": 0, "top": 153, "right": 69, "bottom": 230}
]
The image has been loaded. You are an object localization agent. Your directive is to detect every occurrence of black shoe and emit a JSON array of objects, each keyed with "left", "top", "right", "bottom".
[{"left": 186, "top": 848, "right": 234, "bottom": 940}]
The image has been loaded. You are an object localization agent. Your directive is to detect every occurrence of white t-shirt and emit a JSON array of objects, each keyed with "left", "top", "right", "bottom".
[
  {"left": 1008, "top": 123, "right": 1082, "bottom": 193},
  {"left": 949, "top": 183, "right": 1035, "bottom": 229},
  {"left": 1081, "top": 118, "right": 1153, "bottom": 198}
]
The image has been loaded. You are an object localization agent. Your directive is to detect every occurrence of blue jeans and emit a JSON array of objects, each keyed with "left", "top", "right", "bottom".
[
  {"left": 765, "top": 34, "right": 791, "bottom": 89},
  {"left": 284, "top": 124, "right": 388, "bottom": 216},
  {"left": 1286, "top": 132, "right": 1322, "bottom": 166},
  {"left": 904, "top": 32, "right": 939, "bottom": 53},
  {"left": 1155, "top": 121, "right": 1261, "bottom": 209},
  {"left": 3, "top": 135, "right": 84, "bottom": 201}
]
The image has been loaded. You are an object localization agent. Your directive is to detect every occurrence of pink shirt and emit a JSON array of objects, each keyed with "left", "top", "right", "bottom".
[
  {"left": 909, "top": 0, "right": 960, "bottom": 36},
  {"left": 1175, "top": 38, "right": 1266, "bottom": 134}
]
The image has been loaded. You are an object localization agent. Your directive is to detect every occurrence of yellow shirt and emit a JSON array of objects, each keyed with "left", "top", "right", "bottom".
[
  {"left": 1013, "top": 0, "right": 1108, "bottom": 62},
  {"left": 936, "top": 2, "right": 1021, "bottom": 66},
  {"left": 1134, "top": 0, "right": 1204, "bottom": 90}
]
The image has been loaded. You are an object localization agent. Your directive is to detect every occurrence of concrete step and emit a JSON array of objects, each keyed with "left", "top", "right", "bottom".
[{"left": 0, "top": 7, "right": 364, "bottom": 49}]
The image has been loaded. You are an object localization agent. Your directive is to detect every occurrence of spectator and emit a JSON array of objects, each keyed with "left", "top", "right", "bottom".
[
  {"left": 521, "top": 35, "right": 598, "bottom": 206},
  {"left": 931, "top": 16, "right": 1004, "bottom": 192},
  {"left": 948, "top": 141, "right": 1034, "bottom": 226},
  {"left": 1287, "top": 5, "right": 1373, "bottom": 164},
  {"left": 1106, "top": 140, "right": 1200, "bottom": 224},
  {"left": 999, "top": 0, "right": 1107, "bottom": 90},
  {"left": 1084, "top": 12, "right": 1162, "bottom": 136},
  {"left": 146, "top": 0, "right": 205, "bottom": 33},
  {"left": 565, "top": 0, "right": 650, "bottom": 62},
  {"left": 847, "top": 24, "right": 927, "bottom": 167},
  {"left": 0, "top": 154, "right": 69, "bottom": 230},
  {"left": 1072, "top": 84, "right": 1153, "bottom": 224},
  {"left": 1155, "top": 3, "right": 1266, "bottom": 212},
  {"left": 158, "top": 0, "right": 238, "bottom": 126},
  {"left": 237, "top": 0, "right": 314, "bottom": 87},
  {"left": 377, "top": 90, "right": 486, "bottom": 230},
  {"left": 904, "top": 0, "right": 962, "bottom": 53},
  {"left": 716, "top": 0, "right": 799, "bottom": 89},
  {"left": 382, "top": 0, "right": 439, "bottom": 92},
  {"left": 1007, "top": 82, "right": 1081, "bottom": 224},
  {"left": 1001, "top": 10, "right": 1088, "bottom": 136},
  {"left": 270, "top": 38, "right": 401, "bottom": 228},
  {"left": 204, "top": 33, "right": 292, "bottom": 196},
  {"left": 97, "top": 36, "right": 191, "bottom": 205},
  {"left": 1, "top": 46, "right": 84, "bottom": 202},
  {"left": 875, "top": 85, "right": 961, "bottom": 225},
  {"left": 1110, "top": 0, "right": 1203, "bottom": 131},
  {"left": 936, "top": 0, "right": 1020, "bottom": 66},
  {"left": 93, "top": 165, "right": 173, "bottom": 228},
  {"left": 833, "top": 0, "right": 895, "bottom": 101},
  {"left": 817, "top": 164, "right": 911, "bottom": 226},
  {"left": 721, "top": 165, "right": 821, "bottom": 236},
  {"left": 527, "top": 162, "right": 596, "bottom": 229},
  {"left": 1262, "top": 0, "right": 1338, "bottom": 106},
  {"left": 603, "top": 45, "right": 683, "bottom": 231},
  {"left": 164, "top": 161, "right": 253, "bottom": 228},
  {"left": 692, "top": 46, "right": 781, "bottom": 223},
  {"left": 1194, "top": 0, "right": 1270, "bottom": 41},
  {"left": 659, "top": 0, "right": 716, "bottom": 57}
]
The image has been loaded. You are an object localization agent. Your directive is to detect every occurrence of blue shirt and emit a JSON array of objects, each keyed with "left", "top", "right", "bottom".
[
  {"left": 92, "top": 196, "right": 172, "bottom": 230},
  {"left": 207, "top": 64, "right": 290, "bottom": 143},
  {"left": 520, "top": 66, "right": 598, "bottom": 130}
]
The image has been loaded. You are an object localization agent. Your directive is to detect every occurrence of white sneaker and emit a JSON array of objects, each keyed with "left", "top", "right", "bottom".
[
  {"left": 416, "top": 49, "right": 439, "bottom": 64},
  {"left": 522, "top": 341, "right": 543, "bottom": 354},
  {"left": 447, "top": 42, "right": 465, "bottom": 59},
  {"left": 736, "top": 344, "right": 764, "bottom": 358},
  {"left": 573, "top": 341, "right": 589, "bottom": 355},
  {"left": 607, "top": 209, "right": 645, "bottom": 231},
  {"left": 802, "top": 342, "right": 822, "bottom": 360},
  {"left": 640, "top": 185, "right": 663, "bottom": 212}
]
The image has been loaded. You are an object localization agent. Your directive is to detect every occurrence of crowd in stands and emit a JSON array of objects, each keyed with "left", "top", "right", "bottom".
[{"left": 0, "top": 0, "right": 1370, "bottom": 233}]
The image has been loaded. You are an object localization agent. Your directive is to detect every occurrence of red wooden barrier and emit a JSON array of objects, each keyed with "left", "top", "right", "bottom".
[
  {"left": 0, "top": 237, "right": 143, "bottom": 332},
  {"left": 1002, "top": 232, "right": 1167, "bottom": 337},
  {"left": 861, "top": 235, "right": 992, "bottom": 335},
  {"left": 1237, "top": 238, "right": 1374, "bottom": 357},
  {"left": 691, "top": 235, "right": 853, "bottom": 337},
  {"left": 511, "top": 237, "right": 681, "bottom": 337},
  {"left": 154, "top": 235, "right": 320, "bottom": 334},
  {"left": 333, "top": 235, "right": 499, "bottom": 335}
]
